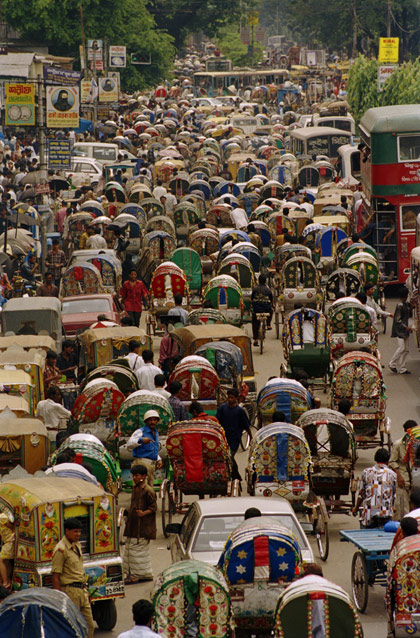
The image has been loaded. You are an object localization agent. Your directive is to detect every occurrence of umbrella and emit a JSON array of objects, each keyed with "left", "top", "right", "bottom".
[
  {"left": 49, "top": 176, "right": 70, "bottom": 191},
  {"left": 20, "top": 170, "right": 48, "bottom": 186},
  {"left": 7, "top": 213, "right": 40, "bottom": 226},
  {"left": 89, "top": 216, "right": 112, "bottom": 226},
  {"left": 105, "top": 120, "right": 118, "bottom": 128},
  {"left": 123, "top": 129, "right": 138, "bottom": 136},
  {"left": 158, "top": 148, "right": 182, "bottom": 158}
]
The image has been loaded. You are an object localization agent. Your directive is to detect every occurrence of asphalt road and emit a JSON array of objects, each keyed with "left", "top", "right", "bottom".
[{"left": 96, "top": 297, "right": 420, "bottom": 638}]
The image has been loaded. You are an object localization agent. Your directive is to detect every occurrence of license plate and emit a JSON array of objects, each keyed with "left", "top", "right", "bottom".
[{"left": 105, "top": 581, "right": 124, "bottom": 596}]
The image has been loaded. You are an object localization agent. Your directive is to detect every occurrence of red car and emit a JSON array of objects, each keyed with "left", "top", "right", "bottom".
[{"left": 61, "top": 294, "right": 125, "bottom": 336}]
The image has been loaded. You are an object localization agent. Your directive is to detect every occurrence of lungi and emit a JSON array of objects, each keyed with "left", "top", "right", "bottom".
[{"left": 123, "top": 537, "right": 153, "bottom": 579}]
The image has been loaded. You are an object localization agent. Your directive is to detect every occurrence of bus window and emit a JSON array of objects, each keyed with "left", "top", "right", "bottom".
[
  {"left": 401, "top": 205, "right": 420, "bottom": 230},
  {"left": 351, "top": 151, "right": 361, "bottom": 178},
  {"left": 398, "top": 135, "right": 420, "bottom": 162}
]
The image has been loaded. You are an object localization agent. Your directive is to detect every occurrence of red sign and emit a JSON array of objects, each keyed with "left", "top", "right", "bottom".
[
  {"left": 35, "top": 184, "right": 50, "bottom": 195},
  {"left": 372, "top": 162, "right": 420, "bottom": 185}
]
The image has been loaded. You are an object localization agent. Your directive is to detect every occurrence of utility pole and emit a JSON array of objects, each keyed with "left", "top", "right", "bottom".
[
  {"left": 352, "top": 0, "right": 357, "bottom": 58},
  {"left": 80, "top": 4, "right": 86, "bottom": 75},
  {"left": 387, "top": 0, "right": 391, "bottom": 37},
  {"left": 37, "top": 74, "right": 47, "bottom": 174}
]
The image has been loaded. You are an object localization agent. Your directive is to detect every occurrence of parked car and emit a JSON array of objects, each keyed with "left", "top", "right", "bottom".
[
  {"left": 65, "top": 157, "right": 103, "bottom": 188},
  {"left": 166, "top": 496, "right": 314, "bottom": 565},
  {"left": 61, "top": 294, "right": 125, "bottom": 336}
]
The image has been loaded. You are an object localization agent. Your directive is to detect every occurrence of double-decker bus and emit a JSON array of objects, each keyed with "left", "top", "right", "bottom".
[{"left": 359, "top": 105, "right": 420, "bottom": 283}]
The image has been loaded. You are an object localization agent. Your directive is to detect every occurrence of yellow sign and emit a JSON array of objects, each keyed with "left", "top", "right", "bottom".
[
  {"left": 378, "top": 37, "right": 399, "bottom": 63},
  {"left": 247, "top": 11, "right": 259, "bottom": 26},
  {"left": 5, "top": 83, "right": 35, "bottom": 126}
]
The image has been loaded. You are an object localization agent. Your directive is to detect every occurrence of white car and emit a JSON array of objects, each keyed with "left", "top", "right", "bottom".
[
  {"left": 167, "top": 496, "right": 314, "bottom": 565},
  {"left": 65, "top": 157, "right": 103, "bottom": 188}
]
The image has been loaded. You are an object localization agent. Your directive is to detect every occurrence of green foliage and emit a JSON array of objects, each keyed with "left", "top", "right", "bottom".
[
  {"left": 216, "top": 24, "right": 263, "bottom": 67},
  {"left": 348, "top": 55, "right": 420, "bottom": 124},
  {"left": 2, "top": 0, "right": 175, "bottom": 90}
]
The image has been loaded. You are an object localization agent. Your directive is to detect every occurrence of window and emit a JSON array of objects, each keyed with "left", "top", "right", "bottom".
[
  {"left": 92, "top": 147, "right": 117, "bottom": 161},
  {"left": 61, "top": 299, "right": 111, "bottom": 314},
  {"left": 401, "top": 205, "right": 420, "bottom": 231},
  {"left": 398, "top": 135, "right": 420, "bottom": 162},
  {"left": 179, "top": 507, "right": 199, "bottom": 548}
]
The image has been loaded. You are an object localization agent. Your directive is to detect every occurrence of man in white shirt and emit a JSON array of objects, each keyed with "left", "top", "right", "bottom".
[
  {"left": 36, "top": 386, "right": 71, "bottom": 443},
  {"left": 153, "top": 374, "right": 171, "bottom": 399},
  {"left": 230, "top": 207, "right": 248, "bottom": 230},
  {"left": 136, "top": 350, "right": 163, "bottom": 391},
  {"left": 164, "top": 191, "right": 177, "bottom": 218},
  {"left": 365, "top": 283, "right": 393, "bottom": 325},
  {"left": 125, "top": 340, "right": 144, "bottom": 372},
  {"left": 300, "top": 196, "right": 314, "bottom": 218},
  {"left": 152, "top": 179, "right": 167, "bottom": 201},
  {"left": 86, "top": 226, "right": 107, "bottom": 249},
  {"left": 356, "top": 291, "right": 378, "bottom": 331},
  {"left": 117, "top": 598, "right": 162, "bottom": 638}
]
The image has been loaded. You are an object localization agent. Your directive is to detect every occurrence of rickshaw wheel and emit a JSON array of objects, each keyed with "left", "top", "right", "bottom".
[
  {"left": 93, "top": 599, "right": 117, "bottom": 631},
  {"left": 162, "top": 481, "right": 176, "bottom": 536},
  {"left": 314, "top": 517, "right": 329, "bottom": 561},
  {"left": 351, "top": 551, "right": 369, "bottom": 613}
]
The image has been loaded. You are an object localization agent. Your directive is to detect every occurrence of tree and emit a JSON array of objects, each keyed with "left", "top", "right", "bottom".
[
  {"left": 216, "top": 24, "right": 263, "bottom": 67},
  {"left": 2, "top": 0, "right": 175, "bottom": 90}
]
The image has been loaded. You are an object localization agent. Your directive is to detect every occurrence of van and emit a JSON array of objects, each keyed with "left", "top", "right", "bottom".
[
  {"left": 72, "top": 142, "right": 118, "bottom": 164},
  {"left": 312, "top": 114, "right": 356, "bottom": 135}
]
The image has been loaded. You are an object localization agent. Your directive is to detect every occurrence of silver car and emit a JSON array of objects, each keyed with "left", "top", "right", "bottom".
[{"left": 167, "top": 496, "right": 314, "bottom": 565}]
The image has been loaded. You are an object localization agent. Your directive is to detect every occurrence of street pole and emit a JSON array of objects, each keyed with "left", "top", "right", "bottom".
[
  {"left": 352, "top": 0, "right": 357, "bottom": 58},
  {"left": 37, "top": 74, "right": 47, "bottom": 175},
  {"left": 92, "top": 45, "right": 98, "bottom": 123},
  {"left": 387, "top": 0, "right": 391, "bottom": 37}
]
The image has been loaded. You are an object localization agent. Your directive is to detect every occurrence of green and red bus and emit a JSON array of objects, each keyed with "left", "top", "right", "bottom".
[{"left": 359, "top": 105, "right": 420, "bottom": 283}]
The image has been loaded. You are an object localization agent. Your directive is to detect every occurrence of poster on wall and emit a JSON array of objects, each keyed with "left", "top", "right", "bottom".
[
  {"left": 98, "top": 77, "right": 118, "bottom": 102},
  {"left": 5, "top": 83, "right": 35, "bottom": 126},
  {"left": 46, "top": 86, "right": 79, "bottom": 128}
]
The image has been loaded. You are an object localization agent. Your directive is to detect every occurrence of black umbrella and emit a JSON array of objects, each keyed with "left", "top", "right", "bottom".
[
  {"left": 7, "top": 213, "right": 40, "bottom": 226},
  {"left": 20, "top": 170, "right": 48, "bottom": 186},
  {"left": 19, "top": 188, "right": 37, "bottom": 201},
  {"left": 49, "top": 176, "right": 70, "bottom": 191}
]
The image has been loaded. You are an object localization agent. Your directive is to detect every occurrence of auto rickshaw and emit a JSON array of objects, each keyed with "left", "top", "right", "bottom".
[
  {"left": 328, "top": 299, "right": 377, "bottom": 360},
  {"left": 281, "top": 307, "right": 331, "bottom": 391},
  {"left": 71, "top": 378, "right": 125, "bottom": 443},
  {"left": 152, "top": 560, "right": 231, "bottom": 638},
  {"left": 171, "top": 247, "right": 202, "bottom": 305},
  {"left": 60, "top": 262, "right": 105, "bottom": 298},
  {"left": 246, "top": 422, "right": 329, "bottom": 560},
  {"left": 78, "top": 326, "right": 151, "bottom": 375},
  {"left": 0, "top": 345, "right": 46, "bottom": 402},
  {"left": 218, "top": 517, "right": 302, "bottom": 637},
  {"left": 386, "top": 535, "right": 420, "bottom": 638},
  {"left": 275, "top": 575, "right": 364, "bottom": 638},
  {"left": 257, "top": 378, "right": 312, "bottom": 426},
  {"left": 1, "top": 297, "right": 63, "bottom": 353},
  {"left": 203, "top": 275, "right": 244, "bottom": 327},
  {"left": 298, "top": 408, "right": 357, "bottom": 511},
  {"left": 171, "top": 324, "right": 257, "bottom": 420},
  {"left": 148, "top": 261, "right": 190, "bottom": 335},
  {"left": 52, "top": 433, "right": 120, "bottom": 496},
  {"left": 0, "top": 476, "right": 123, "bottom": 630},
  {"left": 0, "top": 588, "right": 90, "bottom": 638},
  {"left": 0, "top": 414, "right": 49, "bottom": 474},
  {"left": 330, "top": 351, "right": 390, "bottom": 450},
  {"left": 168, "top": 354, "right": 219, "bottom": 416}
]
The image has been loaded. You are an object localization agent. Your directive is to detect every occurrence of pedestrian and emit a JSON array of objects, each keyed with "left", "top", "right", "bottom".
[
  {"left": 36, "top": 385, "right": 71, "bottom": 445},
  {"left": 122, "top": 465, "right": 157, "bottom": 584},
  {"left": 216, "top": 388, "right": 252, "bottom": 480},
  {"left": 43, "top": 350, "right": 62, "bottom": 393},
  {"left": 168, "top": 293, "right": 188, "bottom": 325},
  {"left": 127, "top": 409, "right": 162, "bottom": 486},
  {"left": 136, "top": 350, "right": 163, "bottom": 391},
  {"left": 168, "top": 380, "right": 189, "bottom": 421},
  {"left": 0, "top": 512, "right": 15, "bottom": 588},
  {"left": 45, "top": 239, "right": 66, "bottom": 287},
  {"left": 51, "top": 517, "right": 95, "bottom": 638},
  {"left": 121, "top": 269, "right": 150, "bottom": 327},
  {"left": 117, "top": 599, "right": 162, "bottom": 638},
  {"left": 56, "top": 339, "right": 78, "bottom": 382},
  {"left": 158, "top": 331, "right": 180, "bottom": 380},
  {"left": 364, "top": 283, "right": 393, "bottom": 327},
  {"left": 389, "top": 286, "right": 413, "bottom": 374},
  {"left": 153, "top": 374, "right": 171, "bottom": 399},
  {"left": 352, "top": 448, "right": 397, "bottom": 528},
  {"left": 355, "top": 291, "right": 377, "bottom": 331},
  {"left": 247, "top": 223, "right": 263, "bottom": 253},
  {"left": 389, "top": 419, "right": 417, "bottom": 520},
  {"left": 125, "top": 340, "right": 144, "bottom": 372},
  {"left": 251, "top": 274, "right": 273, "bottom": 346},
  {"left": 36, "top": 272, "right": 59, "bottom": 297}
]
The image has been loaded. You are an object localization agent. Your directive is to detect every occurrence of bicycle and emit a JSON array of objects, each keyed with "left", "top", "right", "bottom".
[{"left": 256, "top": 312, "right": 270, "bottom": 354}]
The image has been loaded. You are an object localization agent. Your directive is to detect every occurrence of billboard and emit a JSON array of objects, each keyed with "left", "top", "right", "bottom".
[
  {"left": 378, "top": 37, "right": 399, "bottom": 63},
  {"left": 46, "top": 86, "right": 79, "bottom": 128},
  {"left": 98, "top": 77, "right": 118, "bottom": 102},
  {"left": 88, "top": 39, "right": 103, "bottom": 61},
  {"left": 109, "top": 45, "right": 126, "bottom": 68},
  {"left": 5, "top": 83, "right": 35, "bottom": 126},
  {"left": 47, "top": 139, "right": 72, "bottom": 170}
]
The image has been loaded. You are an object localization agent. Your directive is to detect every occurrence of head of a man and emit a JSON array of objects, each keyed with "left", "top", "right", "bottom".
[
  {"left": 132, "top": 599, "right": 155, "bottom": 627},
  {"left": 374, "top": 447, "right": 390, "bottom": 465},
  {"left": 128, "top": 268, "right": 138, "bottom": 282},
  {"left": 64, "top": 517, "right": 82, "bottom": 543},
  {"left": 168, "top": 380, "right": 182, "bottom": 397},
  {"left": 173, "top": 293, "right": 182, "bottom": 307},
  {"left": 189, "top": 401, "right": 203, "bottom": 417},
  {"left": 227, "top": 388, "right": 239, "bottom": 407},
  {"left": 45, "top": 272, "right": 53, "bottom": 286},
  {"left": 142, "top": 349, "right": 153, "bottom": 364},
  {"left": 129, "top": 339, "right": 140, "bottom": 354},
  {"left": 144, "top": 409, "right": 160, "bottom": 430}
]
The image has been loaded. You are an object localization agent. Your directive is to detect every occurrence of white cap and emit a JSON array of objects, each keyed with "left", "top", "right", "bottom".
[{"left": 144, "top": 409, "right": 160, "bottom": 421}]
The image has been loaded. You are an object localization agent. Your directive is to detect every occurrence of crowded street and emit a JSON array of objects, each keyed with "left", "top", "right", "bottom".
[{"left": 0, "top": 10, "right": 420, "bottom": 638}]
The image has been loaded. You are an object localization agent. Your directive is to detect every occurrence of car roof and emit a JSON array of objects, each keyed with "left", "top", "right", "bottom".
[
  {"left": 61, "top": 294, "right": 114, "bottom": 301},
  {"left": 190, "top": 496, "right": 295, "bottom": 516}
]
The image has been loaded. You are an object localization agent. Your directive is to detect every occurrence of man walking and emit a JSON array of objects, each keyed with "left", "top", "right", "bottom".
[
  {"left": 123, "top": 465, "right": 157, "bottom": 585},
  {"left": 45, "top": 239, "right": 66, "bottom": 287},
  {"left": 51, "top": 517, "right": 94, "bottom": 638},
  {"left": 121, "top": 269, "right": 150, "bottom": 327},
  {"left": 352, "top": 448, "right": 397, "bottom": 528},
  {"left": 389, "top": 419, "right": 417, "bottom": 520},
  {"left": 389, "top": 286, "right": 413, "bottom": 374},
  {"left": 251, "top": 274, "right": 273, "bottom": 346},
  {"left": 216, "top": 388, "right": 252, "bottom": 480}
]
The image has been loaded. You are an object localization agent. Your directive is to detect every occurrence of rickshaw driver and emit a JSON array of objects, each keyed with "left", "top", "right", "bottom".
[
  {"left": 51, "top": 517, "right": 95, "bottom": 638},
  {"left": 127, "top": 410, "right": 163, "bottom": 486}
]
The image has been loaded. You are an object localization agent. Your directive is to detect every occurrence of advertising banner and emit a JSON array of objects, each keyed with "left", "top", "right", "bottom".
[
  {"left": 43, "top": 67, "right": 81, "bottom": 85},
  {"left": 98, "top": 77, "right": 118, "bottom": 102},
  {"left": 109, "top": 45, "right": 126, "bottom": 68},
  {"left": 47, "top": 139, "right": 72, "bottom": 170},
  {"left": 378, "top": 37, "right": 399, "bottom": 63},
  {"left": 88, "top": 39, "right": 103, "bottom": 61},
  {"left": 5, "top": 83, "right": 35, "bottom": 126},
  {"left": 46, "top": 86, "right": 79, "bottom": 128}
]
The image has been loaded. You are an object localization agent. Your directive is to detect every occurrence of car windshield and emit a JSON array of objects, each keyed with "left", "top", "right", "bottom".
[
  {"left": 192, "top": 513, "right": 308, "bottom": 552},
  {"left": 61, "top": 299, "right": 111, "bottom": 314}
]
